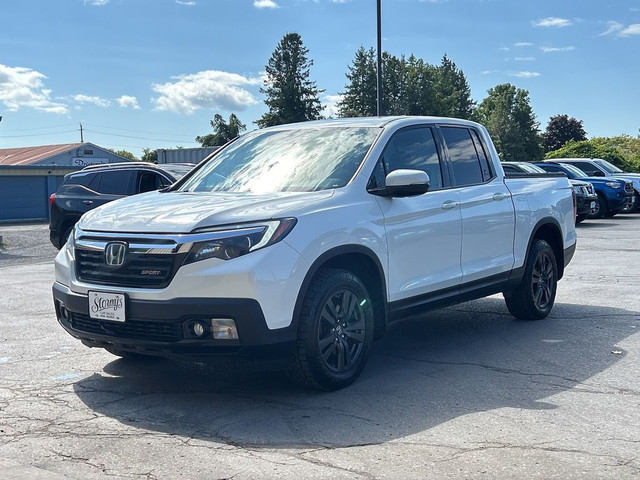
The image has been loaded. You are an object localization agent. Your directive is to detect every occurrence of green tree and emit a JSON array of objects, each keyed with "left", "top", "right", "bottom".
[
  {"left": 546, "top": 137, "right": 639, "bottom": 172},
  {"left": 337, "top": 47, "right": 378, "bottom": 117},
  {"left": 196, "top": 113, "right": 246, "bottom": 147},
  {"left": 256, "top": 33, "right": 324, "bottom": 128},
  {"left": 475, "top": 83, "right": 543, "bottom": 162},
  {"left": 107, "top": 149, "right": 137, "bottom": 161},
  {"left": 432, "top": 55, "right": 475, "bottom": 119},
  {"left": 542, "top": 114, "right": 587, "bottom": 152},
  {"left": 402, "top": 54, "right": 437, "bottom": 116},
  {"left": 141, "top": 148, "right": 158, "bottom": 163}
]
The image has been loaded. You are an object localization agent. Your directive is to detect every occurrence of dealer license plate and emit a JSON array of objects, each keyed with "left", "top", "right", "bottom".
[
  {"left": 590, "top": 201, "right": 596, "bottom": 209},
  {"left": 89, "top": 291, "right": 126, "bottom": 323}
]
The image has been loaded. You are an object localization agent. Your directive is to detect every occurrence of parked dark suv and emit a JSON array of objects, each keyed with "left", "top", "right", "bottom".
[{"left": 49, "top": 162, "right": 194, "bottom": 248}]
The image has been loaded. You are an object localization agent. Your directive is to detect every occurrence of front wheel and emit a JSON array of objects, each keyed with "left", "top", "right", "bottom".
[
  {"left": 288, "top": 268, "right": 374, "bottom": 390},
  {"left": 504, "top": 239, "right": 558, "bottom": 320},
  {"left": 587, "top": 194, "right": 607, "bottom": 219}
]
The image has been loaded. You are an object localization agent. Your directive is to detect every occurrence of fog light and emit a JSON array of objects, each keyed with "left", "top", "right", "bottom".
[
  {"left": 192, "top": 322, "right": 206, "bottom": 337},
  {"left": 211, "top": 319, "right": 239, "bottom": 340}
]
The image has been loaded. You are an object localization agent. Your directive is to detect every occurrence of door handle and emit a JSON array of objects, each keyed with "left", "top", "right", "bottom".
[
  {"left": 492, "top": 193, "right": 510, "bottom": 201},
  {"left": 441, "top": 200, "right": 460, "bottom": 210},
  {"left": 83, "top": 200, "right": 94, "bottom": 205}
]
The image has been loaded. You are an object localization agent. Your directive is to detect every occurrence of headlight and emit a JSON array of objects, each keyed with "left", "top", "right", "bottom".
[
  {"left": 572, "top": 186, "right": 583, "bottom": 195},
  {"left": 605, "top": 182, "right": 621, "bottom": 189},
  {"left": 183, "top": 218, "right": 297, "bottom": 265}
]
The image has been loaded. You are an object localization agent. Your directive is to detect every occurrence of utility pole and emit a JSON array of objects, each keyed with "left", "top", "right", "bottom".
[
  {"left": 79, "top": 123, "right": 84, "bottom": 143},
  {"left": 376, "top": 0, "right": 383, "bottom": 116}
]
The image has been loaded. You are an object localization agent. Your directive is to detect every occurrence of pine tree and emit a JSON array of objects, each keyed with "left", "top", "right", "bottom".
[
  {"left": 256, "top": 33, "right": 324, "bottom": 128},
  {"left": 433, "top": 55, "right": 475, "bottom": 119},
  {"left": 196, "top": 114, "right": 246, "bottom": 147},
  {"left": 337, "top": 47, "right": 378, "bottom": 117}
]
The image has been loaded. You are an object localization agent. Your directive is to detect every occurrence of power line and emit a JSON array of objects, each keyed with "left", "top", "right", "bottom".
[
  {"left": 0, "top": 130, "right": 77, "bottom": 138},
  {"left": 82, "top": 122, "right": 196, "bottom": 139},
  {"left": 0, "top": 123, "right": 76, "bottom": 132},
  {"left": 85, "top": 128, "right": 198, "bottom": 144}
]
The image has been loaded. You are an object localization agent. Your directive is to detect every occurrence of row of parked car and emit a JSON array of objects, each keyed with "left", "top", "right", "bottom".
[
  {"left": 502, "top": 158, "right": 639, "bottom": 224},
  {"left": 49, "top": 156, "right": 640, "bottom": 249}
]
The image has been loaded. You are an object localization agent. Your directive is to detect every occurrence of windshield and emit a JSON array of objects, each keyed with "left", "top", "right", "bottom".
[
  {"left": 178, "top": 127, "right": 380, "bottom": 193},
  {"left": 594, "top": 159, "right": 623, "bottom": 174},
  {"left": 559, "top": 163, "right": 588, "bottom": 178}
]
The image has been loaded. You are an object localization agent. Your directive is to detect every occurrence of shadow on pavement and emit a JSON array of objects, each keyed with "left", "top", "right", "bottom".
[{"left": 73, "top": 297, "right": 638, "bottom": 448}]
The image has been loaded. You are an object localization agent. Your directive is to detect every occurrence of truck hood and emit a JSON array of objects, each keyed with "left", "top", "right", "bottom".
[{"left": 78, "top": 190, "right": 334, "bottom": 233}]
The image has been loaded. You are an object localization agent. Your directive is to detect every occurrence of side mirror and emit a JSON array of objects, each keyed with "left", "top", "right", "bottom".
[{"left": 369, "top": 169, "right": 430, "bottom": 197}]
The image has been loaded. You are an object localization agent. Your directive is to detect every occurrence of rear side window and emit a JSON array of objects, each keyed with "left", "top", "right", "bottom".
[
  {"left": 376, "top": 126, "right": 444, "bottom": 190},
  {"left": 98, "top": 171, "right": 133, "bottom": 195},
  {"left": 66, "top": 172, "right": 98, "bottom": 188},
  {"left": 569, "top": 161, "right": 600, "bottom": 176},
  {"left": 441, "top": 127, "right": 484, "bottom": 186}
]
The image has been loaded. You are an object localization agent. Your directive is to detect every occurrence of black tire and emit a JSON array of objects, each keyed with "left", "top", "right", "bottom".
[
  {"left": 504, "top": 239, "right": 558, "bottom": 320},
  {"left": 288, "top": 268, "right": 374, "bottom": 390},
  {"left": 587, "top": 194, "right": 607, "bottom": 219},
  {"left": 575, "top": 214, "right": 586, "bottom": 224}
]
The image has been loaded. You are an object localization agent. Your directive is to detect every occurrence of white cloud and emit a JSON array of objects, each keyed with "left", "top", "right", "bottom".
[
  {"left": 510, "top": 71, "right": 541, "bottom": 78},
  {"left": 117, "top": 95, "right": 141, "bottom": 109},
  {"left": 322, "top": 94, "right": 343, "bottom": 118},
  {"left": 498, "top": 47, "right": 510, "bottom": 52},
  {"left": 254, "top": 0, "right": 279, "bottom": 8},
  {"left": 619, "top": 24, "right": 640, "bottom": 36},
  {"left": 0, "top": 64, "right": 68, "bottom": 114},
  {"left": 84, "top": 0, "right": 109, "bottom": 6},
  {"left": 331, "top": 0, "right": 350, "bottom": 3},
  {"left": 72, "top": 94, "right": 111, "bottom": 107},
  {"left": 514, "top": 57, "right": 536, "bottom": 61},
  {"left": 176, "top": 0, "right": 196, "bottom": 5},
  {"left": 540, "top": 46, "right": 575, "bottom": 53},
  {"left": 151, "top": 70, "right": 261, "bottom": 115},
  {"left": 533, "top": 17, "right": 572, "bottom": 28},
  {"left": 514, "top": 42, "right": 534, "bottom": 47},
  {"left": 599, "top": 21, "right": 624, "bottom": 36}
]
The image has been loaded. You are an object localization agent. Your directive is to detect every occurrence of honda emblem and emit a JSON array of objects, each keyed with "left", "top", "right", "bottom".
[{"left": 104, "top": 242, "right": 127, "bottom": 267}]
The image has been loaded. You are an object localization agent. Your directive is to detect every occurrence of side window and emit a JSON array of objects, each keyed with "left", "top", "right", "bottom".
[
  {"left": 571, "top": 162, "right": 599, "bottom": 176},
  {"left": 377, "top": 127, "right": 443, "bottom": 190},
  {"left": 441, "top": 127, "right": 484, "bottom": 186},
  {"left": 138, "top": 171, "right": 162, "bottom": 193},
  {"left": 470, "top": 130, "right": 493, "bottom": 181},
  {"left": 98, "top": 171, "right": 133, "bottom": 195},
  {"left": 67, "top": 173, "right": 98, "bottom": 188}
]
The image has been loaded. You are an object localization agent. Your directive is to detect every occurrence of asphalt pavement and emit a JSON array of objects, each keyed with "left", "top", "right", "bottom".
[{"left": 0, "top": 218, "right": 639, "bottom": 479}]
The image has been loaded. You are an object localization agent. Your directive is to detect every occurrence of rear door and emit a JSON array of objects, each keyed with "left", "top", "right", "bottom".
[
  {"left": 80, "top": 170, "right": 135, "bottom": 214},
  {"left": 439, "top": 126, "right": 516, "bottom": 284},
  {"left": 372, "top": 125, "right": 463, "bottom": 301}
]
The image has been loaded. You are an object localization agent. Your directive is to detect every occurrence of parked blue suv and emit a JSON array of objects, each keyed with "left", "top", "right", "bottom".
[{"left": 536, "top": 162, "right": 633, "bottom": 219}]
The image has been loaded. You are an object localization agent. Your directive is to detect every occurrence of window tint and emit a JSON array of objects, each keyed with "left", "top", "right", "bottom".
[
  {"left": 378, "top": 127, "right": 443, "bottom": 190},
  {"left": 470, "top": 130, "right": 493, "bottom": 181},
  {"left": 569, "top": 162, "right": 600, "bottom": 176},
  {"left": 441, "top": 127, "right": 484, "bottom": 186},
  {"left": 138, "top": 171, "right": 162, "bottom": 193},
  {"left": 66, "top": 172, "right": 97, "bottom": 188},
  {"left": 98, "top": 171, "right": 133, "bottom": 195}
]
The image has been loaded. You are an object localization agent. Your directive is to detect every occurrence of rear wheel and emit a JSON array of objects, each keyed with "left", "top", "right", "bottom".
[
  {"left": 504, "top": 239, "right": 558, "bottom": 320},
  {"left": 288, "top": 268, "right": 374, "bottom": 390}
]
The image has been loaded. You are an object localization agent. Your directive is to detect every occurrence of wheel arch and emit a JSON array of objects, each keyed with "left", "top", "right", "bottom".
[
  {"left": 293, "top": 245, "right": 388, "bottom": 340},
  {"left": 527, "top": 218, "right": 566, "bottom": 279}
]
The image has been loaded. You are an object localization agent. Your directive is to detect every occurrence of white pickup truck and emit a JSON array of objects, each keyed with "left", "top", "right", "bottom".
[{"left": 53, "top": 117, "right": 577, "bottom": 390}]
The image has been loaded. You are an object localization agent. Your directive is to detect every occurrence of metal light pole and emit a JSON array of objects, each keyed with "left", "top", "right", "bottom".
[{"left": 376, "top": 0, "right": 383, "bottom": 116}]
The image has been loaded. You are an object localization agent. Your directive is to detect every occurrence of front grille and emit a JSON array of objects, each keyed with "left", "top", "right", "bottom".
[
  {"left": 71, "top": 312, "right": 183, "bottom": 342},
  {"left": 76, "top": 249, "right": 179, "bottom": 288}
]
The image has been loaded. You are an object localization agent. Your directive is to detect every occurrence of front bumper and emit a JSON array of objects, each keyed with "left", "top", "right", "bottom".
[
  {"left": 53, "top": 282, "right": 297, "bottom": 360},
  {"left": 575, "top": 193, "right": 598, "bottom": 215}
]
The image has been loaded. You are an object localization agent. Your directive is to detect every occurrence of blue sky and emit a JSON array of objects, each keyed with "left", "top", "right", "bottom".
[{"left": 1, "top": 0, "right": 638, "bottom": 158}]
